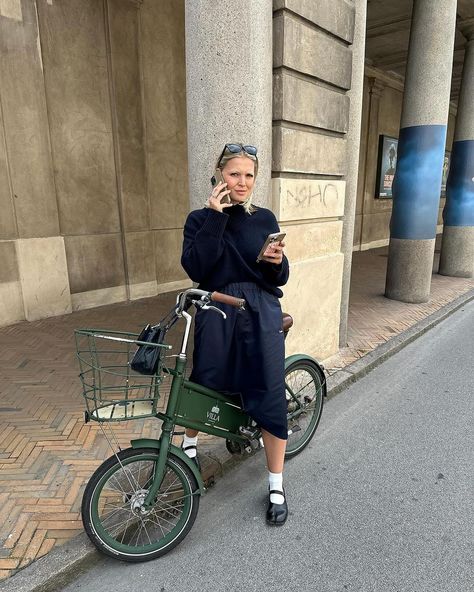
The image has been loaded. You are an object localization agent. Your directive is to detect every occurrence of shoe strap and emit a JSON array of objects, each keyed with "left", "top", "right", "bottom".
[
  {"left": 182, "top": 444, "right": 197, "bottom": 451},
  {"left": 269, "top": 489, "right": 284, "bottom": 496}
]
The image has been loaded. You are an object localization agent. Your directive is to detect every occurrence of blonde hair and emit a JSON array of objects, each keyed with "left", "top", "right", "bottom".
[{"left": 216, "top": 149, "right": 258, "bottom": 214}]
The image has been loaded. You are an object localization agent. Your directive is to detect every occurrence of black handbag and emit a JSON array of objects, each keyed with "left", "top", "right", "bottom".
[{"left": 130, "top": 324, "right": 166, "bottom": 375}]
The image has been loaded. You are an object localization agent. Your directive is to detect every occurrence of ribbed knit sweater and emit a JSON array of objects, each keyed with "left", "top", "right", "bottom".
[{"left": 181, "top": 204, "right": 289, "bottom": 297}]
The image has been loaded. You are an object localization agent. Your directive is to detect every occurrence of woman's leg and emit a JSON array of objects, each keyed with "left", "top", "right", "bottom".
[
  {"left": 261, "top": 429, "right": 288, "bottom": 525},
  {"left": 261, "top": 429, "right": 286, "bottom": 473}
]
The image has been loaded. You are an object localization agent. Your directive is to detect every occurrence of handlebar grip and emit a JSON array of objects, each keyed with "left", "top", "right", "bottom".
[{"left": 210, "top": 291, "right": 246, "bottom": 310}]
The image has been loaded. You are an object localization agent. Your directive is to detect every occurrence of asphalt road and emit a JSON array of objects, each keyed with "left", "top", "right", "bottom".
[{"left": 63, "top": 300, "right": 474, "bottom": 592}]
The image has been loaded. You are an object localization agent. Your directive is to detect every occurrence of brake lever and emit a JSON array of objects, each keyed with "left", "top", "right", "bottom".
[{"left": 200, "top": 303, "right": 227, "bottom": 319}]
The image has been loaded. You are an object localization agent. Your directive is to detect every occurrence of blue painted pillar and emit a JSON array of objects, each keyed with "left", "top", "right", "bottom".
[
  {"left": 439, "top": 22, "right": 474, "bottom": 278},
  {"left": 385, "top": 0, "right": 457, "bottom": 303}
]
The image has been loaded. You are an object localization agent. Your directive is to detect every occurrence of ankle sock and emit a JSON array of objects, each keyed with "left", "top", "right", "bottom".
[
  {"left": 182, "top": 434, "right": 198, "bottom": 458},
  {"left": 268, "top": 471, "right": 285, "bottom": 504}
]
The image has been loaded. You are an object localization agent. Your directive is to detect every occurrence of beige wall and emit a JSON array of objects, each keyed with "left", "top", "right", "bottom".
[
  {"left": 0, "top": 0, "right": 190, "bottom": 327},
  {"left": 354, "top": 69, "right": 457, "bottom": 252},
  {"left": 273, "top": 0, "right": 355, "bottom": 360}
]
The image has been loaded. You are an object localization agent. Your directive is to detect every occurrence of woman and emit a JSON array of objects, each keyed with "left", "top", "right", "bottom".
[{"left": 181, "top": 143, "right": 289, "bottom": 525}]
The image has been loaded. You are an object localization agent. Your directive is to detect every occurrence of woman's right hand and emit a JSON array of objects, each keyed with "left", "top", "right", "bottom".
[{"left": 206, "top": 182, "right": 233, "bottom": 213}]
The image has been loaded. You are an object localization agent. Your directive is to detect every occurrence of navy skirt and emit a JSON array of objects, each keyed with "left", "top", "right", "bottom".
[{"left": 190, "top": 282, "right": 288, "bottom": 440}]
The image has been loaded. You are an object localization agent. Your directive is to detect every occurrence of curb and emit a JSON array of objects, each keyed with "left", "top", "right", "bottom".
[{"left": 1, "top": 288, "right": 473, "bottom": 592}]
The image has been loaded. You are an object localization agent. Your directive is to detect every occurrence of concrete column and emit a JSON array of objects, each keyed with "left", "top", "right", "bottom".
[
  {"left": 184, "top": 1, "right": 272, "bottom": 211},
  {"left": 385, "top": 0, "right": 457, "bottom": 303},
  {"left": 339, "top": 0, "right": 367, "bottom": 347},
  {"left": 439, "top": 19, "right": 474, "bottom": 278},
  {"left": 356, "top": 78, "right": 385, "bottom": 251}
]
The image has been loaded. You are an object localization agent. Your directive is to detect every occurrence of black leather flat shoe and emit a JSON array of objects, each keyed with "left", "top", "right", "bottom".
[
  {"left": 181, "top": 443, "right": 201, "bottom": 471},
  {"left": 266, "top": 489, "right": 288, "bottom": 526}
]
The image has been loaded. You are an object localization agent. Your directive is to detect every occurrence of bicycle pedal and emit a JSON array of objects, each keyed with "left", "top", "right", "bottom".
[{"left": 239, "top": 426, "right": 260, "bottom": 439}]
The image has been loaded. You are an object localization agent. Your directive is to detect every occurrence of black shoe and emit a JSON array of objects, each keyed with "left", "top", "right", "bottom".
[
  {"left": 181, "top": 443, "right": 201, "bottom": 471},
  {"left": 266, "top": 489, "right": 288, "bottom": 526}
]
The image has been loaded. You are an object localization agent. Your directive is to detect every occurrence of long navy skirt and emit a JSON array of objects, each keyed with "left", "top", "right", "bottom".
[{"left": 190, "top": 282, "right": 288, "bottom": 440}]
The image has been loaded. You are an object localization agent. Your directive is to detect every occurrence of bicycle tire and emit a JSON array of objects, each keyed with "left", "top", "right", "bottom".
[
  {"left": 285, "top": 359, "right": 325, "bottom": 459},
  {"left": 82, "top": 447, "right": 200, "bottom": 562}
]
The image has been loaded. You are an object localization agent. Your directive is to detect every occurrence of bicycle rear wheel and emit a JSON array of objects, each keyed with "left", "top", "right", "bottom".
[
  {"left": 82, "top": 447, "right": 200, "bottom": 562},
  {"left": 285, "top": 359, "right": 325, "bottom": 458}
]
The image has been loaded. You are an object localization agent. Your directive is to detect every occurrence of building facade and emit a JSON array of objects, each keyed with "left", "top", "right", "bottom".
[{"left": 0, "top": 0, "right": 472, "bottom": 361}]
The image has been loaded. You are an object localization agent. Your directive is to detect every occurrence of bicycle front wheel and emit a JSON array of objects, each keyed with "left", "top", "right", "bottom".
[
  {"left": 82, "top": 447, "right": 200, "bottom": 562},
  {"left": 285, "top": 359, "right": 325, "bottom": 459}
]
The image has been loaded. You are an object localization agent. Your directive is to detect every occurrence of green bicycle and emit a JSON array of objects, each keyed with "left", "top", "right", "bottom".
[{"left": 75, "top": 288, "right": 326, "bottom": 562}]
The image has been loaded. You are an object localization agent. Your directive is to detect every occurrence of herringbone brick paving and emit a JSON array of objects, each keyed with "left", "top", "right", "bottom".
[
  {"left": 324, "top": 248, "right": 474, "bottom": 371},
  {"left": 0, "top": 247, "right": 472, "bottom": 579}
]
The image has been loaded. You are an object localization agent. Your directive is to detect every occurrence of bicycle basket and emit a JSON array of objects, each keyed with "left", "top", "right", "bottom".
[{"left": 74, "top": 329, "right": 171, "bottom": 422}]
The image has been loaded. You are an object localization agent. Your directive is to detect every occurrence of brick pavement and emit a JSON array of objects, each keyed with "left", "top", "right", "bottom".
[
  {"left": 0, "top": 248, "right": 473, "bottom": 579},
  {"left": 324, "top": 247, "right": 474, "bottom": 372}
]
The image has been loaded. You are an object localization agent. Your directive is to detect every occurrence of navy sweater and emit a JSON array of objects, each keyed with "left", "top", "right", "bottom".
[{"left": 181, "top": 204, "right": 289, "bottom": 298}]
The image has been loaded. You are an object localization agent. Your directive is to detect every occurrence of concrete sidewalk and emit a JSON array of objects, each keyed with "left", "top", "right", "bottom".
[{"left": 0, "top": 247, "right": 473, "bottom": 589}]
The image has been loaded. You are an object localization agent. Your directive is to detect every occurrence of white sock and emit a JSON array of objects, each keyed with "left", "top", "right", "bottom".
[
  {"left": 182, "top": 434, "right": 198, "bottom": 458},
  {"left": 268, "top": 471, "right": 285, "bottom": 504}
]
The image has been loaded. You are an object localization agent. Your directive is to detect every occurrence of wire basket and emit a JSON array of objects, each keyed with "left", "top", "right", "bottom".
[{"left": 75, "top": 329, "right": 171, "bottom": 422}]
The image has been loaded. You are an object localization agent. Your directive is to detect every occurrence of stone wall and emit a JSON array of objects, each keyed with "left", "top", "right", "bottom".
[
  {"left": 272, "top": 0, "right": 355, "bottom": 360},
  {"left": 354, "top": 69, "right": 457, "bottom": 252},
  {"left": 0, "top": 0, "right": 190, "bottom": 327}
]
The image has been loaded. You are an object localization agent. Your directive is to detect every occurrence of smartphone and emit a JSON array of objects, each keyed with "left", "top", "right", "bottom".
[
  {"left": 210, "top": 169, "right": 231, "bottom": 204},
  {"left": 256, "top": 232, "right": 286, "bottom": 262}
]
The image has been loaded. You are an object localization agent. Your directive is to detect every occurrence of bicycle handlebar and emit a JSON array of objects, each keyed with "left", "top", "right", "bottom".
[
  {"left": 210, "top": 291, "right": 245, "bottom": 310},
  {"left": 176, "top": 288, "right": 246, "bottom": 314}
]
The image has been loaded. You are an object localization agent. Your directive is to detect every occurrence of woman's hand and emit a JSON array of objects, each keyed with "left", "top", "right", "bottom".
[
  {"left": 206, "top": 182, "right": 233, "bottom": 213},
  {"left": 261, "top": 241, "right": 285, "bottom": 265}
]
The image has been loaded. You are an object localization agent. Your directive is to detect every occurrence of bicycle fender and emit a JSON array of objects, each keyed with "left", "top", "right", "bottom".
[
  {"left": 130, "top": 438, "right": 205, "bottom": 494},
  {"left": 284, "top": 354, "right": 328, "bottom": 396}
]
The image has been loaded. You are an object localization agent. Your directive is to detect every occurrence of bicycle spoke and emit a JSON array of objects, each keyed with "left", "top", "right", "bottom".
[
  {"left": 141, "top": 521, "right": 153, "bottom": 545},
  {"left": 146, "top": 513, "right": 174, "bottom": 535},
  {"left": 155, "top": 501, "right": 185, "bottom": 515},
  {"left": 120, "top": 514, "right": 137, "bottom": 544},
  {"left": 146, "top": 513, "right": 168, "bottom": 538},
  {"left": 101, "top": 504, "right": 133, "bottom": 525},
  {"left": 108, "top": 516, "right": 139, "bottom": 540}
]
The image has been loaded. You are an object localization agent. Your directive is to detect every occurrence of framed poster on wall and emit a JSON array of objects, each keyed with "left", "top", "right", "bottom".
[
  {"left": 441, "top": 151, "right": 450, "bottom": 197},
  {"left": 375, "top": 135, "right": 398, "bottom": 198}
]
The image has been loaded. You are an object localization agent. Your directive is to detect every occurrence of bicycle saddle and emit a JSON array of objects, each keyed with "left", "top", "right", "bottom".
[{"left": 282, "top": 312, "right": 293, "bottom": 338}]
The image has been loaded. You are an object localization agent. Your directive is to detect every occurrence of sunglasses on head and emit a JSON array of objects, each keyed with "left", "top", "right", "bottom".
[{"left": 218, "top": 143, "right": 258, "bottom": 165}]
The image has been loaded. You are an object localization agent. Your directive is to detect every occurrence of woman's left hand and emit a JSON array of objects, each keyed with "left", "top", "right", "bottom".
[{"left": 261, "top": 241, "right": 285, "bottom": 265}]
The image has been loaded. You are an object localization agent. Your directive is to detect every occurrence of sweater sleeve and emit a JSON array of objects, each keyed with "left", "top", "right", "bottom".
[
  {"left": 181, "top": 209, "right": 229, "bottom": 283},
  {"left": 259, "top": 209, "right": 290, "bottom": 287},
  {"left": 261, "top": 255, "right": 290, "bottom": 287}
]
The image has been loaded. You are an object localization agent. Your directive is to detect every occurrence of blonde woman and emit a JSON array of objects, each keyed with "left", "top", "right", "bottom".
[{"left": 181, "top": 143, "right": 289, "bottom": 525}]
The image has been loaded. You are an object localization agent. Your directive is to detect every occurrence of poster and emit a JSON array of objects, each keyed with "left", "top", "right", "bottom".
[
  {"left": 376, "top": 135, "right": 398, "bottom": 198},
  {"left": 441, "top": 151, "right": 450, "bottom": 197}
]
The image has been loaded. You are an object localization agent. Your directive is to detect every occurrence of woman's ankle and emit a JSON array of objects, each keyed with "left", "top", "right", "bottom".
[{"left": 182, "top": 433, "right": 198, "bottom": 458}]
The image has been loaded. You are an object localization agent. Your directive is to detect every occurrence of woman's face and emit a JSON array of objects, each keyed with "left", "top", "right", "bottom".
[{"left": 221, "top": 156, "right": 256, "bottom": 204}]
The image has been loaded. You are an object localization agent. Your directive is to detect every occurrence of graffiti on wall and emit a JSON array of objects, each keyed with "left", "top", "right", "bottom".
[{"left": 283, "top": 182, "right": 341, "bottom": 209}]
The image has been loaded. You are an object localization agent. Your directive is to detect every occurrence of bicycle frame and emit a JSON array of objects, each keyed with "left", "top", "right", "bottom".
[
  {"left": 132, "top": 299, "right": 260, "bottom": 509},
  {"left": 122, "top": 289, "right": 324, "bottom": 510}
]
